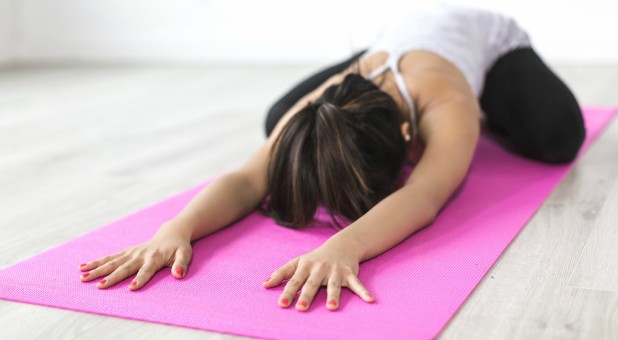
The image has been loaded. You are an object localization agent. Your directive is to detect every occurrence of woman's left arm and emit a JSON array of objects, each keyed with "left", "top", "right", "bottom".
[
  {"left": 329, "top": 95, "right": 481, "bottom": 261},
  {"left": 263, "top": 96, "right": 481, "bottom": 311}
]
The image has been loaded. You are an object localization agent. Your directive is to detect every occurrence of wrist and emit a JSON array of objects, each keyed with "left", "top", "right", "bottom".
[
  {"left": 156, "top": 218, "right": 194, "bottom": 241},
  {"left": 324, "top": 229, "right": 366, "bottom": 262}
]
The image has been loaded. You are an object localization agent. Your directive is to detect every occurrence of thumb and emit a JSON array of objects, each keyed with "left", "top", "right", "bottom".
[
  {"left": 171, "top": 245, "right": 192, "bottom": 279},
  {"left": 264, "top": 257, "right": 299, "bottom": 287}
]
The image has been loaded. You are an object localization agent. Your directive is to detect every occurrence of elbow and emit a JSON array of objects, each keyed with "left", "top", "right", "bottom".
[
  {"left": 412, "top": 209, "right": 437, "bottom": 234},
  {"left": 420, "top": 194, "right": 440, "bottom": 225},
  {"left": 418, "top": 201, "right": 439, "bottom": 227},
  {"left": 425, "top": 209, "right": 438, "bottom": 226}
]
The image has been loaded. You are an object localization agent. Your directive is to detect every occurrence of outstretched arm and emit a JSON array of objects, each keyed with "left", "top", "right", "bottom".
[{"left": 330, "top": 95, "right": 481, "bottom": 262}]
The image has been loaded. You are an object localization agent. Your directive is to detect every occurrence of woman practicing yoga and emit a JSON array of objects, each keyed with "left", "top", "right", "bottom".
[{"left": 77, "top": 4, "right": 585, "bottom": 311}]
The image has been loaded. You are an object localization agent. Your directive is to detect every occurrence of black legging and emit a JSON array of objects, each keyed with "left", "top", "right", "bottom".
[{"left": 264, "top": 47, "right": 586, "bottom": 164}]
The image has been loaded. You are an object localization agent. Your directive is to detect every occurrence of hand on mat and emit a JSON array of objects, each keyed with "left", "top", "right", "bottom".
[
  {"left": 262, "top": 240, "right": 374, "bottom": 311},
  {"left": 78, "top": 225, "right": 193, "bottom": 290}
]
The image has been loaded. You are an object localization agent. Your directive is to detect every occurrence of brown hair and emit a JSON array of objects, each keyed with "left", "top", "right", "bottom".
[{"left": 259, "top": 66, "right": 408, "bottom": 230}]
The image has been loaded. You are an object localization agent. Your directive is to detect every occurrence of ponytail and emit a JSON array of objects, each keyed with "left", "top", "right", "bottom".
[{"left": 260, "top": 73, "right": 407, "bottom": 229}]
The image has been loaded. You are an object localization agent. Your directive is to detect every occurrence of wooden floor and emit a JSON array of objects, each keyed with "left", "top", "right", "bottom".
[{"left": 0, "top": 62, "right": 617, "bottom": 339}]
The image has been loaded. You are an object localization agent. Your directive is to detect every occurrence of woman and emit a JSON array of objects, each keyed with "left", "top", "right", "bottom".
[{"left": 77, "top": 4, "right": 585, "bottom": 312}]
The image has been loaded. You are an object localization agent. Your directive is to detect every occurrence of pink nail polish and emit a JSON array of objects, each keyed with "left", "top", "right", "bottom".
[
  {"left": 175, "top": 267, "right": 183, "bottom": 276},
  {"left": 298, "top": 300, "right": 307, "bottom": 307},
  {"left": 264, "top": 277, "right": 271, "bottom": 282},
  {"left": 99, "top": 278, "right": 107, "bottom": 285},
  {"left": 328, "top": 299, "right": 337, "bottom": 306},
  {"left": 366, "top": 292, "right": 374, "bottom": 299},
  {"left": 130, "top": 280, "right": 137, "bottom": 286},
  {"left": 280, "top": 297, "right": 289, "bottom": 305},
  {"left": 81, "top": 272, "right": 90, "bottom": 278},
  {"left": 79, "top": 263, "right": 87, "bottom": 267}
]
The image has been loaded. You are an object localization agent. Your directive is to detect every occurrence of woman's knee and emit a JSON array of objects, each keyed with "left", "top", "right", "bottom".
[
  {"left": 525, "top": 108, "right": 586, "bottom": 163},
  {"left": 492, "top": 47, "right": 586, "bottom": 163}
]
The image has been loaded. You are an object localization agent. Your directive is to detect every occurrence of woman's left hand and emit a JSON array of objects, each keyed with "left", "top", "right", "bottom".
[{"left": 262, "top": 240, "right": 375, "bottom": 311}]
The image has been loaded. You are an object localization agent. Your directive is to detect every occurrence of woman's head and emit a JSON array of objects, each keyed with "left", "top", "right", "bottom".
[{"left": 260, "top": 72, "right": 409, "bottom": 229}]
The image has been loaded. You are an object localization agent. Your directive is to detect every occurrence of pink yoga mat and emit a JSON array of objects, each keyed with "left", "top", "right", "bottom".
[{"left": 0, "top": 107, "right": 615, "bottom": 339}]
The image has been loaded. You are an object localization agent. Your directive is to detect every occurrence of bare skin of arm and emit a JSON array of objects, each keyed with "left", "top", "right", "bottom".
[
  {"left": 327, "top": 92, "right": 480, "bottom": 263},
  {"left": 320, "top": 60, "right": 481, "bottom": 262}
]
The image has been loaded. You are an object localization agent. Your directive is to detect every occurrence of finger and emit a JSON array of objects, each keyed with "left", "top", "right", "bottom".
[
  {"left": 295, "top": 270, "right": 326, "bottom": 312},
  {"left": 279, "top": 268, "right": 309, "bottom": 308},
  {"left": 96, "top": 258, "right": 141, "bottom": 289},
  {"left": 326, "top": 271, "right": 343, "bottom": 311},
  {"left": 79, "top": 249, "right": 127, "bottom": 271},
  {"left": 80, "top": 254, "right": 131, "bottom": 282},
  {"left": 171, "top": 246, "right": 192, "bottom": 279},
  {"left": 129, "top": 261, "right": 162, "bottom": 290},
  {"left": 344, "top": 274, "right": 375, "bottom": 303},
  {"left": 263, "top": 257, "right": 298, "bottom": 288}
]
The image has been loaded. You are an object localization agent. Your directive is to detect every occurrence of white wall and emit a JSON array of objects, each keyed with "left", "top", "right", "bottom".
[
  {"left": 0, "top": 0, "right": 15, "bottom": 65},
  {"left": 2, "top": 0, "right": 618, "bottom": 65}
]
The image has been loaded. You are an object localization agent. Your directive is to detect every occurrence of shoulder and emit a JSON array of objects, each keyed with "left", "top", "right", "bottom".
[
  {"left": 399, "top": 52, "right": 481, "bottom": 134},
  {"left": 403, "top": 55, "right": 481, "bottom": 157}
]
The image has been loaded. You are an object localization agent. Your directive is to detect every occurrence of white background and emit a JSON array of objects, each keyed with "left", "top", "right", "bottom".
[{"left": 0, "top": 0, "right": 616, "bottom": 65}]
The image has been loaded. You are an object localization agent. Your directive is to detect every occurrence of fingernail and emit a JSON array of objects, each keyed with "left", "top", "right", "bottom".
[
  {"left": 366, "top": 292, "right": 374, "bottom": 299},
  {"left": 328, "top": 299, "right": 337, "bottom": 306},
  {"left": 130, "top": 280, "right": 137, "bottom": 286},
  {"left": 79, "top": 263, "right": 87, "bottom": 267},
  {"left": 280, "top": 297, "right": 289, "bottom": 305},
  {"left": 175, "top": 267, "right": 183, "bottom": 277},
  {"left": 298, "top": 300, "right": 307, "bottom": 307},
  {"left": 264, "top": 276, "right": 271, "bottom": 282},
  {"left": 81, "top": 272, "right": 90, "bottom": 278},
  {"left": 99, "top": 278, "right": 107, "bottom": 285}
]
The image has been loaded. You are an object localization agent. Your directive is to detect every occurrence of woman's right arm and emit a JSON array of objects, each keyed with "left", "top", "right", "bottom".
[
  {"left": 173, "top": 76, "right": 344, "bottom": 239},
  {"left": 175, "top": 78, "right": 342, "bottom": 240},
  {"left": 166, "top": 142, "right": 272, "bottom": 242},
  {"left": 77, "top": 140, "right": 272, "bottom": 290}
]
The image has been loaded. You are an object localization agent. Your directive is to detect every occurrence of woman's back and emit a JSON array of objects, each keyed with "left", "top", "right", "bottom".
[{"left": 362, "top": 3, "right": 531, "bottom": 98}]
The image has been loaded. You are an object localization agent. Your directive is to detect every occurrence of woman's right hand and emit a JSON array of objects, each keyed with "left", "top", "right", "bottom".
[{"left": 78, "top": 222, "right": 194, "bottom": 290}]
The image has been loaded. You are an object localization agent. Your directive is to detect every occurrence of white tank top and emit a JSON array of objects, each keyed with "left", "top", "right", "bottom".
[{"left": 361, "top": 3, "right": 532, "bottom": 140}]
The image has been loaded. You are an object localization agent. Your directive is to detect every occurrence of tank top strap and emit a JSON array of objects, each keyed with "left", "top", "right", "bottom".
[
  {"left": 392, "top": 67, "right": 418, "bottom": 140},
  {"left": 364, "top": 51, "right": 419, "bottom": 140},
  {"left": 366, "top": 62, "right": 390, "bottom": 80}
]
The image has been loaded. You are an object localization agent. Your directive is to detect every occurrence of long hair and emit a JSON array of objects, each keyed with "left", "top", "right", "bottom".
[{"left": 259, "top": 64, "right": 409, "bottom": 230}]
